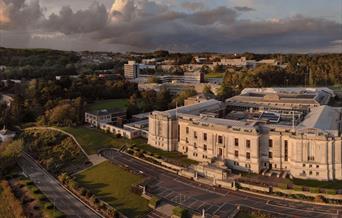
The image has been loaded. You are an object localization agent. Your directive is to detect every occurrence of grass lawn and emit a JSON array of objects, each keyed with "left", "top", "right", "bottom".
[
  {"left": 61, "top": 127, "right": 133, "bottom": 154},
  {"left": 76, "top": 161, "right": 149, "bottom": 217},
  {"left": 133, "top": 143, "right": 198, "bottom": 167},
  {"left": 86, "top": 99, "right": 128, "bottom": 112},
  {"left": 205, "top": 72, "right": 225, "bottom": 79},
  {"left": 291, "top": 178, "right": 342, "bottom": 190},
  {"left": 62, "top": 127, "right": 197, "bottom": 166}
]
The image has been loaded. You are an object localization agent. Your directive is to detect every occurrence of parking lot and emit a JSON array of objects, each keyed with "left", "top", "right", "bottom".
[{"left": 101, "top": 149, "right": 342, "bottom": 218}]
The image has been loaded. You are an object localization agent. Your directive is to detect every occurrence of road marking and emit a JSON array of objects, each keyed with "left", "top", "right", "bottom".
[
  {"left": 195, "top": 202, "right": 205, "bottom": 210},
  {"left": 265, "top": 201, "right": 338, "bottom": 216},
  {"left": 213, "top": 203, "right": 226, "bottom": 215},
  {"left": 174, "top": 178, "right": 226, "bottom": 196},
  {"left": 165, "top": 191, "right": 175, "bottom": 198},
  {"left": 188, "top": 198, "right": 199, "bottom": 207}
]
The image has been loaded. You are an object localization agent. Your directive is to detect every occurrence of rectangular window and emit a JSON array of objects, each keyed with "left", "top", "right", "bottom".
[
  {"left": 269, "top": 139, "right": 273, "bottom": 148},
  {"left": 284, "top": 140, "right": 288, "bottom": 161},
  {"left": 203, "top": 144, "right": 207, "bottom": 151},
  {"left": 186, "top": 127, "right": 189, "bottom": 134},
  {"left": 194, "top": 131, "right": 197, "bottom": 139},
  {"left": 185, "top": 137, "right": 189, "bottom": 143},
  {"left": 203, "top": 133, "right": 207, "bottom": 141},
  {"left": 246, "top": 140, "right": 251, "bottom": 148},
  {"left": 234, "top": 150, "right": 239, "bottom": 157},
  {"left": 246, "top": 152, "right": 250, "bottom": 159},
  {"left": 234, "top": 138, "right": 239, "bottom": 146},
  {"left": 194, "top": 143, "right": 197, "bottom": 149},
  {"left": 218, "top": 136, "right": 223, "bottom": 144},
  {"left": 269, "top": 151, "right": 273, "bottom": 159}
]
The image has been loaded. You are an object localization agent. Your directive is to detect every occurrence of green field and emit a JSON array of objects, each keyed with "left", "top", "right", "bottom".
[
  {"left": 86, "top": 99, "right": 128, "bottom": 112},
  {"left": 76, "top": 161, "right": 149, "bottom": 217},
  {"left": 291, "top": 178, "right": 342, "bottom": 190},
  {"left": 61, "top": 127, "right": 133, "bottom": 154},
  {"left": 62, "top": 127, "right": 197, "bottom": 166},
  {"left": 205, "top": 72, "right": 225, "bottom": 79},
  {"left": 134, "top": 143, "right": 198, "bottom": 167}
]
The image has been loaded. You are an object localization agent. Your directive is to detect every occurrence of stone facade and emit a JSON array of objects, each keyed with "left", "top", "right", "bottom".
[{"left": 148, "top": 88, "right": 342, "bottom": 181}]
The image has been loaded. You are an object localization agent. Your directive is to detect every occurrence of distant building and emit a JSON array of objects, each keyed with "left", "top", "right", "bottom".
[
  {"left": 124, "top": 61, "right": 140, "bottom": 79},
  {"left": 0, "top": 65, "right": 6, "bottom": 71},
  {"left": 138, "top": 82, "right": 220, "bottom": 95},
  {"left": 0, "top": 94, "right": 14, "bottom": 107},
  {"left": 184, "top": 93, "right": 215, "bottom": 106},
  {"left": 148, "top": 87, "right": 342, "bottom": 181},
  {"left": 85, "top": 109, "right": 126, "bottom": 127},
  {"left": 214, "top": 57, "right": 284, "bottom": 69},
  {"left": 0, "top": 127, "right": 16, "bottom": 143},
  {"left": 215, "top": 57, "right": 256, "bottom": 68}
]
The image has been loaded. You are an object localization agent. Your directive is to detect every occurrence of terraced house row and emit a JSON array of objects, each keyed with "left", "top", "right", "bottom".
[{"left": 148, "top": 87, "right": 342, "bottom": 181}]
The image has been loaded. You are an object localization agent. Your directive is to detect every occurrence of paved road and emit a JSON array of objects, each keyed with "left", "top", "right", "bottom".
[
  {"left": 18, "top": 154, "right": 102, "bottom": 218},
  {"left": 101, "top": 149, "right": 342, "bottom": 218}
]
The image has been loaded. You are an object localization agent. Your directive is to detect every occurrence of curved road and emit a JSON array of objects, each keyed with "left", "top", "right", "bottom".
[
  {"left": 18, "top": 154, "right": 102, "bottom": 218},
  {"left": 100, "top": 149, "right": 341, "bottom": 218}
]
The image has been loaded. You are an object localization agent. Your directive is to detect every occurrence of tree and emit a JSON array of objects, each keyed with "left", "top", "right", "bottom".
[
  {"left": 217, "top": 85, "right": 234, "bottom": 101},
  {"left": 170, "top": 89, "right": 197, "bottom": 107},
  {"left": 156, "top": 87, "right": 172, "bottom": 110},
  {"left": 147, "top": 76, "right": 161, "bottom": 84},
  {"left": 203, "top": 85, "right": 214, "bottom": 95},
  {"left": 0, "top": 139, "right": 24, "bottom": 177}
]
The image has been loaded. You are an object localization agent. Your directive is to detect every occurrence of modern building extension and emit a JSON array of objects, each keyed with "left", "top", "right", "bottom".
[{"left": 148, "top": 87, "right": 342, "bottom": 181}]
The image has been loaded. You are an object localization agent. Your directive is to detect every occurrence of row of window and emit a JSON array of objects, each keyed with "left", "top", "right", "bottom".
[
  {"left": 303, "top": 170, "right": 320, "bottom": 176},
  {"left": 234, "top": 151, "right": 251, "bottom": 159},
  {"left": 303, "top": 163, "right": 319, "bottom": 168}
]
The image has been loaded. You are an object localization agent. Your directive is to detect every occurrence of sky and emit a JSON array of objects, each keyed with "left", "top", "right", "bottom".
[{"left": 0, "top": 0, "right": 341, "bottom": 53}]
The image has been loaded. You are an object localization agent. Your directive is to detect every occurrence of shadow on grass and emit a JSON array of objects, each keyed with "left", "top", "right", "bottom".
[{"left": 75, "top": 174, "right": 147, "bottom": 217}]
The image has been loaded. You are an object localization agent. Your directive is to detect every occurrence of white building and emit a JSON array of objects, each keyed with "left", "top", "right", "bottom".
[
  {"left": 148, "top": 88, "right": 342, "bottom": 181},
  {"left": 0, "top": 127, "right": 16, "bottom": 143},
  {"left": 124, "top": 61, "right": 140, "bottom": 79}
]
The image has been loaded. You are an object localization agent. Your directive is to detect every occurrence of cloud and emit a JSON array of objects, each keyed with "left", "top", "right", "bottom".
[
  {"left": 0, "top": 0, "right": 10, "bottom": 24},
  {"left": 1, "top": 0, "right": 44, "bottom": 29},
  {"left": 181, "top": 2, "right": 205, "bottom": 12},
  {"left": 0, "top": 0, "right": 341, "bottom": 53},
  {"left": 44, "top": 2, "right": 108, "bottom": 34},
  {"left": 234, "top": 6, "right": 255, "bottom": 12}
]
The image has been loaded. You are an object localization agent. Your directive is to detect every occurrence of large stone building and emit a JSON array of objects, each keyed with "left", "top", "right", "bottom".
[{"left": 148, "top": 87, "right": 342, "bottom": 181}]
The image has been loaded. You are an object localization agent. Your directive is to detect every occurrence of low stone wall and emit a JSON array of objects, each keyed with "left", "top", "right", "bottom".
[
  {"left": 239, "top": 182, "right": 270, "bottom": 193},
  {"left": 178, "top": 169, "right": 195, "bottom": 179},
  {"left": 272, "top": 187, "right": 342, "bottom": 200},
  {"left": 144, "top": 153, "right": 184, "bottom": 172},
  {"left": 216, "top": 180, "right": 235, "bottom": 190}
]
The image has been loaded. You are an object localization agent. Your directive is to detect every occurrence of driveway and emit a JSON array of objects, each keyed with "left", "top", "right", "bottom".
[{"left": 18, "top": 154, "right": 102, "bottom": 218}]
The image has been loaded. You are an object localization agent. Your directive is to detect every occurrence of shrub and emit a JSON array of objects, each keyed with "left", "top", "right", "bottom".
[
  {"left": 68, "top": 179, "right": 79, "bottom": 190},
  {"left": 326, "top": 189, "right": 336, "bottom": 195},
  {"left": 116, "top": 134, "right": 122, "bottom": 138},
  {"left": 149, "top": 196, "right": 160, "bottom": 209},
  {"left": 79, "top": 187, "right": 87, "bottom": 196},
  {"left": 293, "top": 185, "right": 303, "bottom": 191},
  {"left": 309, "top": 187, "right": 320, "bottom": 193},
  {"left": 314, "top": 195, "right": 325, "bottom": 203},
  {"left": 58, "top": 173, "right": 70, "bottom": 184},
  {"left": 89, "top": 195, "right": 99, "bottom": 204},
  {"left": 277, "top": 183, "right": 288, "bottom": 189},
  {"left": 44, "top": 202, "right": 54, "bottom": 209},
  {"left": 172, "top": 206, "right": 188, "bottom": 218}
]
